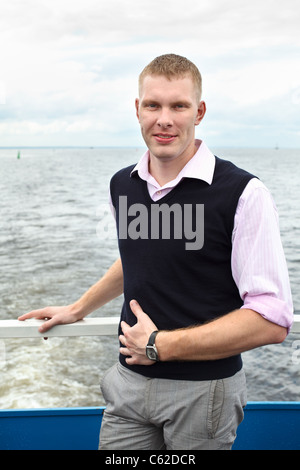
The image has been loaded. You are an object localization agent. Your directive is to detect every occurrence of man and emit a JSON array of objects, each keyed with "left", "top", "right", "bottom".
[{"left": 19, "top": 54, "right": 293, "bottom": 450}]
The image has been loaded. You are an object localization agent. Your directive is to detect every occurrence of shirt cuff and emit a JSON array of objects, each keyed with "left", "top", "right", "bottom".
[{"left": 241, "top": 294, "right": 294, "bottom": 333}]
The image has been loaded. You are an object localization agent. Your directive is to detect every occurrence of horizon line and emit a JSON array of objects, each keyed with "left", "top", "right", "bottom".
[{"left": 1, "top": 145, "right": 299, "bottom": 150}]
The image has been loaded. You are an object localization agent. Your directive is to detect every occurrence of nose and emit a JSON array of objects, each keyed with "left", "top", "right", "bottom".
[{"left": 157, "top": 107, "right": 173, "bottom": 128}]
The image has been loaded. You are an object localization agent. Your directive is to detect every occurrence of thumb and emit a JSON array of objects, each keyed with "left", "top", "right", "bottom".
[
  {"left": 129, "top": 299, "right": 144, "bottom": 319},
  {"left": 38, "top": 317, "right": 57, "bottom": 333}
]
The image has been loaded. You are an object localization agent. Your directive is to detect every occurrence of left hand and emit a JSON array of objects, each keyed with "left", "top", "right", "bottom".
[{"left": 119, "top": 299, "right": 158, "bottom": 365}]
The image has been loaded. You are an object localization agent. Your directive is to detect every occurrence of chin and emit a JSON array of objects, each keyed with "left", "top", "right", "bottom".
[
  {"left": 149, "top": 143, "right": 179, "bottom": 159},
  {"left": 151, "top": 150, "right": 178, "bottom": 161}
]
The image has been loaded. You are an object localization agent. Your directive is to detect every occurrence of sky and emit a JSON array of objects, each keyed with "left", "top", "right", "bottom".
[{"left": 0, "top": 0, "right": 299, "bottom": 148}]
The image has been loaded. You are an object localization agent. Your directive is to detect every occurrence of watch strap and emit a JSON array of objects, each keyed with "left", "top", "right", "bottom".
[{"left": 148, "top": 330, "right": 159, "bottom": 346}]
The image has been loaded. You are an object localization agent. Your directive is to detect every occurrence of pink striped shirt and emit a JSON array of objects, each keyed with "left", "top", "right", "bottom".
[{"left": 129, "top": 139, "right": 294, "bottom": 331}]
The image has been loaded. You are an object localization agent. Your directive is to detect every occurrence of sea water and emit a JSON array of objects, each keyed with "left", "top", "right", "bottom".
[{"left": 0, "top": 147, "right": 299, "bottom": 408}]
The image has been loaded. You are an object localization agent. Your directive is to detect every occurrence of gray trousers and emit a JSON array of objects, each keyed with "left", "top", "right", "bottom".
[{"left": 99, "top": 362, "right": 247, "bottom": 450}]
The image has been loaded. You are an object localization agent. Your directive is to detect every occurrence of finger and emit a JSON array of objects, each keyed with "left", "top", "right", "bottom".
[
  {"left": 125, "top": 356, "right": 135, "bottom": 365},
  {"left": 18, "top": 309, "right": 49, "bottom": 321},
  {"left": 124, "top": 354, "right": 153, "bottom": 366},
  {"left": 119, "top": 333, "right": 127, "bottom": 346},
  {"left": 119, "top": 346, "right": 131, "bottom": 357},
  {"left": 120, "top": 321, "right": 130, "bottom": 334},
  {"left": 18, "top": 310, "right": 38, "bottom": 321}
]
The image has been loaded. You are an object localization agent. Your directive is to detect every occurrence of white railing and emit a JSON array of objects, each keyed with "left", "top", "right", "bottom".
[
  {"left": 0, "top": 315, "right": 299, "bottom": 338},
  {"left": 0, "top": 317, "right": 119, "bottom": 338}
]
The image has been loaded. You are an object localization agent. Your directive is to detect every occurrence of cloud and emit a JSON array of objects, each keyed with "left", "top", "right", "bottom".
[{"left": 0, "top": 0, "right": 299, "bottom": 147}]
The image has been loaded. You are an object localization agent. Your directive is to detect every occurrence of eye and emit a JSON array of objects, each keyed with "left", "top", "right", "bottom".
[{"left": 174, "top": 104, "right": 185, "bottom": 110}]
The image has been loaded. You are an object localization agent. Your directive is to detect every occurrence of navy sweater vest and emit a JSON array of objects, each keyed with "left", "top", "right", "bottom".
[{"left": 110, "top": 156, "right": 255, "bottom": 380}]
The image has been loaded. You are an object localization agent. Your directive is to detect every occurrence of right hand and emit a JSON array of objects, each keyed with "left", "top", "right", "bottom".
[{"left": 18, "top": 304, "right": 81, "bottom": 334}]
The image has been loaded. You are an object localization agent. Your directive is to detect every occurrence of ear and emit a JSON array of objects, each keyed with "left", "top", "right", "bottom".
[
  {"left": 135, "top": 98, "right": 140, "bottom": 121},
  {"left": 195, "top": 101, "right": 206, "bottom": 126}
]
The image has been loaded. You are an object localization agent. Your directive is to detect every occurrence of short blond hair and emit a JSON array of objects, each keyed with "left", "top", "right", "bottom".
[{"left": 139, "top": 54, "right": 202, "bottom": 100}]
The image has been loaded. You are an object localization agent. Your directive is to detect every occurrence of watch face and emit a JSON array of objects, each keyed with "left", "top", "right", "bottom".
[{"left": 146, "top": 346, "right": 157, "bottom": 361}]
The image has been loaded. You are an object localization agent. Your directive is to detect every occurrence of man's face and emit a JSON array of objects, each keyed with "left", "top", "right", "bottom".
[{"left": 135, "top": 74, "right": 206, "bottom": 165}]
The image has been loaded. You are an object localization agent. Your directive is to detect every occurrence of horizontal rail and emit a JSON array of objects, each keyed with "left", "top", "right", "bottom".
[
  {"left": 292, "top": 314, "right": 300, "bottom": 332},
  {"left": 0, "top": 315, "right": 299, "bottom": 338},
  {"left": 0, "top": 317, "right": 119, "bottom": 338}
]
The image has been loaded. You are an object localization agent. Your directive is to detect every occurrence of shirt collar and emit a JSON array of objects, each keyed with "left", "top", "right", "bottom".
[{"left": 130, "top": 139, "right": 215, "bottom": 186}]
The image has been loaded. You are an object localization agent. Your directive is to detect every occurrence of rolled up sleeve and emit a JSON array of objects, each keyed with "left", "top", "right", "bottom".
[{"left": 232, "top": 178, "right": 294, "bottom": 332}]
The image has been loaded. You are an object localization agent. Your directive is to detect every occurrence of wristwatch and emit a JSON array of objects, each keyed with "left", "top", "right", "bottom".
[{"left": 146, "top": 330, "right": 159, "bottom": 361}]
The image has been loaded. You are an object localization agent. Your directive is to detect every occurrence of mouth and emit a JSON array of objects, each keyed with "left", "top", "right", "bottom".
[{"left": 153, "top": 134, "right": 177, "bottom": 144}]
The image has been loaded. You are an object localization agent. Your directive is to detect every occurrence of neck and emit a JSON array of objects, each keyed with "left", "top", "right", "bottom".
[{"left": 149, "top": 142, "right": 198, "bottom": 186}]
